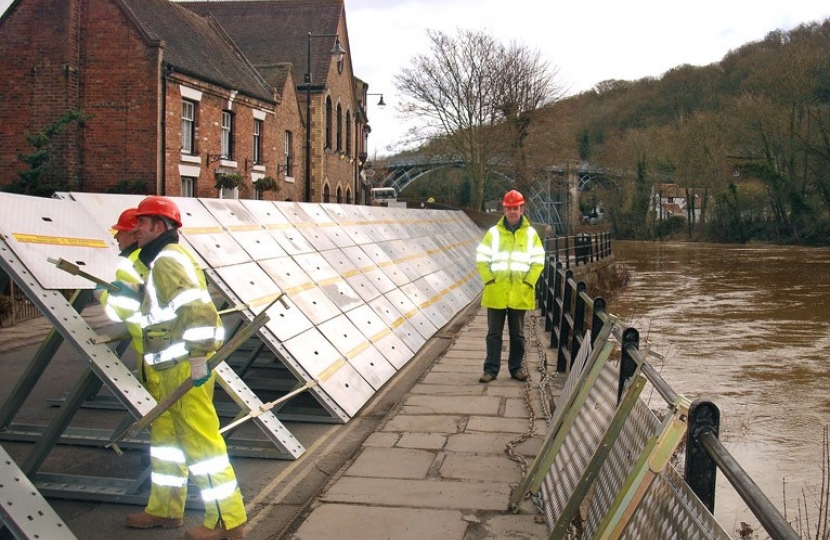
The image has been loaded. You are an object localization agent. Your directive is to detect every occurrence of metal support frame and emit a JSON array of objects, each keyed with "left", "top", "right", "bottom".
[
  {"left": 511, "top": 320, "right": 617, "bottom": 509},
  {"left": 0, "top": 445, "right": 78, "bottom": 540}
]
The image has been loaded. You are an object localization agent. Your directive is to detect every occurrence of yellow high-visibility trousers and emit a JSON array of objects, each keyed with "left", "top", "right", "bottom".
[{"left": 141, "top": 361, "right": 246, "bottom": 529}]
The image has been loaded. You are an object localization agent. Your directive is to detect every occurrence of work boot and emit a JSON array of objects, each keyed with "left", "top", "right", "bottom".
[
  {"left": 185, "top": 523, "right": 246, "bottom": 540},
  {"left": 479, "top": 372, "right": 496, "bottom": 383},
  {"left": 511, "top": 368, "right": 529, "bottom": 381},
  {"left": 125, "top": 511, "right": 183, "bottom": 529}
]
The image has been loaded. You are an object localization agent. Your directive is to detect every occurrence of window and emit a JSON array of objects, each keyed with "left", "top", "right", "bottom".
[
  {"left": 345, "top": 111, "right": 352, "bottom": 157},
  {"left": 221, "top": 111, "right": 234, "bottom": 159},
  {"left": 346, "top": 188, "right": 352, "bottom": 204},
  {"left": 284, "top": 131, "right": 293, "bottom": 176},
  {"left": 182, "top": 176, "right": 195, "bottom": 197},
  {"left": 336, "top": 103, "right": 342, "bottom": 152},
  {"left": 181, "top": 100, "right": 195, "bottom": 154},
  {"left": 323, "top": 183, "right": 331, "bottom": 203},
  {"left": 253, "top": 119, "right": 263, "bottom": 164},
  {"left": 336, "top": 186, "right": 342, "bottom": 203},
  {"left": 325, "top": 97, "right": 333, "bottom": 149}
]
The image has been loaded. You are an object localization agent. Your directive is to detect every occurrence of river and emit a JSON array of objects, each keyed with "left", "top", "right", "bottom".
[{"left": 610, "top": 240, "right": 830, "bottom": 536}]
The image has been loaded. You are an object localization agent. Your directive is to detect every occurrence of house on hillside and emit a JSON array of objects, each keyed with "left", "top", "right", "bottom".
[
  {"left": 0, "top": 0, "right": 374, "bottom": 203},
  {"left": 649, "top": 183, "right": 705, "bottom": 222}
]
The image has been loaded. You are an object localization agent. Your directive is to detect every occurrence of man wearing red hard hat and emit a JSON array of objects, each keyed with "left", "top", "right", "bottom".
[
  {"left": 112, "top": 196, "right": 247, "bottom": 540},
  {"left": 475, "top": 190, "right": 545, "bottom": 383},
  {"left": 98, "top": 207, "right": 146, "bottom": 350}
]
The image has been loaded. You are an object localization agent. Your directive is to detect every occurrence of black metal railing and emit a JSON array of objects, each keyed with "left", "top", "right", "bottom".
[
  {"left": 544, "top": 231, "right": 611, "bottom": 269},
  {"left": 534, "top": 240, "right": 800, "bottom": 540},
  {"left": 0, "top": 273, "right": 41, "bottom": 327}
]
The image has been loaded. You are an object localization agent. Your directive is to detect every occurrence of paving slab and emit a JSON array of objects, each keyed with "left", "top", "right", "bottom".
[
  {"left": 397, "top": 432, "right": 447, "bottom": 450},
  {"left": 440, "top": 454, "right": 523, "bottom": 483},
  {"left": 420, "top": 371, "right": 483, "bottom": 386},
  {"left": 471, "top": 513, "right": 549, "bottom": 540},
  {"left": 409, "top": 383, "right": 483, "bottom": 395},
  {"left": 466, "top": 416, "right": 542, "bottom": 435},
  {"left": 320, "top": 477, "right": 512, "bottom": 511},
  {"left": 292, "top": 504, "right": 468, "bottom": 540},
  {"left": 445, "top": 432, "right": 530, "bottom": 454},
  {"left": 383, "top": 414, "right": 463, "bottom": 434},
  {"left": 400, "top": 394, "right": 501, "bottom": 416},
  {"left": 344, "top": 447, "right": 436, "bottom": 479},
  {"left": 362, "top": 431, "right": 401, "bottom": 447}
]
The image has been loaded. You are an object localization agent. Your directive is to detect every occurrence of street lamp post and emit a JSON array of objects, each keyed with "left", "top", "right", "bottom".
[{"left": 304, "top": 32, "right": 346, "bottom": 202}]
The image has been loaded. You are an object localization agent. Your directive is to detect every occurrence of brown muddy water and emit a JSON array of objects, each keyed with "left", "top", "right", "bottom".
[{"left": 611, "top": 240, "right": 830, "bottom": 536}]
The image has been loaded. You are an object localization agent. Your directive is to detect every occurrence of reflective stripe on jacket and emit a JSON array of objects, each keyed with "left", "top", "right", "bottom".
[
  {"left": 101, "top": 247, "right": 148, "bottom": 353},
  {"left": 140, "top": 244, "right": 223, "bottom": 368},
  {"left": 476, "top": 215, "right": 545, "bottom": 310}
]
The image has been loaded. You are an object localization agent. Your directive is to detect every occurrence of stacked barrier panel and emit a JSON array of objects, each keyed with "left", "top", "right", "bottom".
[{"left": 0, "top": 192, "right": 483, "bottom": 531}]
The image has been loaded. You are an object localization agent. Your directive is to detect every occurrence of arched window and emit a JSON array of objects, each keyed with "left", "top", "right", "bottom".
[
  {"left": 336, "top": 186, "right": 343, "bottom": 203},
  {"left": 346, "top": 188, "right": 352, "bottom": 204},
  {"left": 325, "top": 96, "right": 333, "bottom": 149},
  {"left": 336, "top": 103, "right": 342, "bottom": 152},
  {"left": 323, "top": 183, "right": 331, "bottom": 203},
  {"left": 345, "top": 110, "right": 352, "bottom": 157}
]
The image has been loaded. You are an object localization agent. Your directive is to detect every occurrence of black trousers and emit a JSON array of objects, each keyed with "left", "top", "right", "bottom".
[{"left": 483, "top": 307, "right": 526, "bottom": 376}]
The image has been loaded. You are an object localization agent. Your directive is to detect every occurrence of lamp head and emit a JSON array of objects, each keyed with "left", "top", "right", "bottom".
[{"left": 331, "top": 38, "right": 346, "bottom": 63}]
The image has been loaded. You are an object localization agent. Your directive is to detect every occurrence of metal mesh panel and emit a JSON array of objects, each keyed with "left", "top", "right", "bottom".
[
  {"left": 535, "top": 341, "right": 615, "bottom": 528},
  {"left": 534, "top": 347, "right": 732, "bottom": 540},
  {"left": 539, "top": 357, "right": 732, "bottom": 540},
  {"left": 621, "top": 465, "right": 732, "bottom": 540}
]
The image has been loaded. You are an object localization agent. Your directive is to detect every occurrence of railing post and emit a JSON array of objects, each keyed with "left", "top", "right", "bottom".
[
  {"left": 563, "top": 235, "right": 571, "bottom": 269},
  {"left": 549, "top": 264, "right": 563, "bottom": 347},
  {"left": 591, "top": 297, "right": 606, "bottom": 346},
  {"left": 685, "top": 399, "right": 720, "bottom": 513},
  {"left": 556, "top": 270, "right": 573, "bottom": 373},
  {"left": 570, "top": 281, "right": 586, "bottom": 363},
  {"left": 619, "top": 327, "right": 639, "bottom": 403}
]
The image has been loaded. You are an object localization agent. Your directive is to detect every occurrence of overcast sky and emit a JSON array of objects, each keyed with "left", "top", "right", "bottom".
[{"left": 3, "top": 0, "right": 830, "bottom": 158}]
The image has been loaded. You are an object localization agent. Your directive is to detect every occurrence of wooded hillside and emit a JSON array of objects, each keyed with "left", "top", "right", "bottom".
[{"left": 531, "top": 19, "right": 830, "bottom": 244}]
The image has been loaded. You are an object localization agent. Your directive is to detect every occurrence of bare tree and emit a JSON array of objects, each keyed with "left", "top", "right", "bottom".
[
  {"left": 395, "top": 28, "right": 561, "bottom": 210},
  {"left": 494, "top": 41, "right": 564, "bottom": 196}
]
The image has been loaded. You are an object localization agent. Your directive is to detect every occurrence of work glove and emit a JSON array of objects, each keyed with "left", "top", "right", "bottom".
[
  {"left": 190, "top": 356, "right": 211, "bottom": 387},
  {"left": 110, "top": 280, "right": 142, "bottom": 301},
  {"left": 93, "top": 283, "right": 106, "bottom": 301}
]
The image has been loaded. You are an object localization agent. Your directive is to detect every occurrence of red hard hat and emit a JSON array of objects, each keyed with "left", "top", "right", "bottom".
[
  {"left": 111, "top": 208, "right": 138, "bottom": 232},
  {"left": 502, "top": 190, "right": 525, "bottom": 207},
  {"left": 135, "top": 196, "right": 182, "bottom": 228}
]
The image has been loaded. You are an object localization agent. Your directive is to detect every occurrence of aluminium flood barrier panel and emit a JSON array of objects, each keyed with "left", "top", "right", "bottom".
[{"left": 0, "top": 191, "right": 482, "bottom": 539}]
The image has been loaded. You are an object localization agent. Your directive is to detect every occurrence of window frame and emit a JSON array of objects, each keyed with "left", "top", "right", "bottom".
[
  {"left": 284, "top": 131, "right": 293, "bottom": 177},
  {"left": 181, "top": 176, "right": 195, "bottom": 197},
  {"left": 221, "top": 110, "right": 234, "bottom": 159},
  {"left": 181, "top": 100, "right": 195, "bottom": 155},
  {"left": 253, "top": 119, "right": 263, "bottom": 164}
]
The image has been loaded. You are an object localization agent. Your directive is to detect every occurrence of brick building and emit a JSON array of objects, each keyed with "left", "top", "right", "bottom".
[
  {"left": 0, "top": 0, "right": 373, "bottom": 203},
  {"left": 182, "top": 0, "right": 373, "bottom": 204}
]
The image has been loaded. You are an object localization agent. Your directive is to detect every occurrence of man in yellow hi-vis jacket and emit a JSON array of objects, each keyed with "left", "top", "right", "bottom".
[
  {"left": 114, "top": 196, "right": 246, "bottom": 540},
  {"left": 98, "top": 208, "right": 146, "bottom": 351},
  {"left": 475, "top": 190, "right": 545, "bottom": 383}
]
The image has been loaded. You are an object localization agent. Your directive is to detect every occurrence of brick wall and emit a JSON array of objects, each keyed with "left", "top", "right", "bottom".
[
  {"left": 0, "top": 0, "right": 82, "bottom": 188},
  {"left": 80, "top": 0, "right": 160, "bottom": 193},
  {"left": 0, "top": 0, "right": 360, "bottom": 204},
  {"left": 164, "top": 75, "right": 278, "bottom": 200}
]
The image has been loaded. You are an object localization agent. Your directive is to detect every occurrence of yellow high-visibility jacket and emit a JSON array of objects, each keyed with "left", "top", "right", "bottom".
[
  {"left": 476, "top": 216, "right": 545, "bottom": 310},
  {"left": 101, "top": 245, "right": 147, "bottom": 353},
  {"left": 139, "top": 244, "right": 223, "bottom": 370}
]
